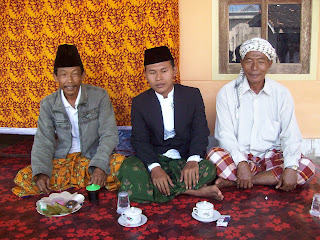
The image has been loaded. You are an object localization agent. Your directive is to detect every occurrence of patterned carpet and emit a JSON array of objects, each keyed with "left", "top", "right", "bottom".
[{"left": 0, "top": 132, "right": 320, "bottom": 240}]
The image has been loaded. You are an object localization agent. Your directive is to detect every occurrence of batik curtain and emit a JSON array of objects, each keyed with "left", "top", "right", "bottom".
[{"left": 0, "top": 0, "right": 180, "bottom": 128}]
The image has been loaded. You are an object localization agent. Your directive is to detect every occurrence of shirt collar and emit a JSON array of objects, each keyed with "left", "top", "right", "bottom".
[
  {"left": 61, "top": 86, "right": 82, "bottom": 108},
  {"left": 242, "top": 76, "right": 271, "bottom": 96},
  {"left": 242, "top": 76, "right": 251, "bottom": 94},
  {"left": 155, "top": 87, "right": 174, "bottom": 102},
  {"left": 262, "top": 77, "right": 272, "bottom": 95}
]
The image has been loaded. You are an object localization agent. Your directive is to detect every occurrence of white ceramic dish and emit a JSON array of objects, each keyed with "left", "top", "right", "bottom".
[
  {"left": 192, "top": 210, "right": 221, "bottom": 223},
  {"left": 118, "top": 214, "right": 147, "bottom": 227},
  {"left": 36, "top": 191, "right": 85, "bottom": 217},
  {"left": 36, "top": 202, "right": 83, "bottom": 217}
]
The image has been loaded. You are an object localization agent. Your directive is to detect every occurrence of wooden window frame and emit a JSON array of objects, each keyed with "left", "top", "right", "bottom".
[{"left": 219, "top": 0, "right": 312, "bottom": 74}]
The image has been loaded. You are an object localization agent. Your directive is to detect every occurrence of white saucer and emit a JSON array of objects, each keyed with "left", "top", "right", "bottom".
[
  {"left": 192, "top": 210, "right": 221, "bottom": 223},
  {"left": 118, "top": 214, "right": 147, "bottom": 227}
]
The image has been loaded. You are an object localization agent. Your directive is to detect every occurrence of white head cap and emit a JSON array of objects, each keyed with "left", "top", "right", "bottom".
[{"left": 240, "top": 37, "right": 276, "bottom": 62}]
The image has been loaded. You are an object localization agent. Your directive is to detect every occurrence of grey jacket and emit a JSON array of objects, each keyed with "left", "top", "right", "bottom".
[{"left": 31, "top": 84, "right": 119, "bottom": 178}]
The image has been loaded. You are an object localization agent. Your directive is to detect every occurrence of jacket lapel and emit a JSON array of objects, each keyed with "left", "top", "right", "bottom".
[
  {"left": 52, "top": 89, "right": 68, "bottom": 115},
  {"left": 149, "top": 90, "right": 164, "bottom": 139},
  {"left": 173, "top": 85, "right": 185, "bottom": 136}
]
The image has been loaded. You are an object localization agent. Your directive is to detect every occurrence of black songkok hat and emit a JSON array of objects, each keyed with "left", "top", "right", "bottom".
[
  {"left": 54, "top": 44, "right": 83, "bottom": 70},
  {"left": 144, "top": 46, "right": 174, "bottom": 66}
]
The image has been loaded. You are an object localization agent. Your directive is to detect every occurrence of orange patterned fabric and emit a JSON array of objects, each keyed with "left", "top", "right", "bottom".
[
  {"left": 12, "top": 152, "right": 126, "bottom": 197},
  {"left": 1, "top": 0, "right": 180, "bottom": 128}
]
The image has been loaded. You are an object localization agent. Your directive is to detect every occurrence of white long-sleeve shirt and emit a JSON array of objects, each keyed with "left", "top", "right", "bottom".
[{"left": 215, "top": 76, "right": 302, "bottom": 168}]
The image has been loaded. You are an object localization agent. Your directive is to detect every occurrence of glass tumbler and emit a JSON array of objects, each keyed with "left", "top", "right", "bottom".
[
  {"left": 117, "top": 191, "right": 130, "bottom": 214},
  {"left": 310, "top": 193, "right": 320, "bottom": 217}
]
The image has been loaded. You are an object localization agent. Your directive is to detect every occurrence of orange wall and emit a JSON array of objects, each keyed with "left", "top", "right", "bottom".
[{"left": 179, "top": 0, "right": 320, "bottom": 138}]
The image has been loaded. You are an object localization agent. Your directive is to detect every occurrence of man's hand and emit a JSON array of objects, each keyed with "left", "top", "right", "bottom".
[
  {"left": 237, "top": 161, "right": 253, "bottom": 189},
  {"left": 151, "top": 166, "right": 174, "bottom": 196},
  {"left": 35, "top": 174, "right": 51, "bottom": 194},
  {"left": 275, "top": 168, "right": 297, "bottom": 191},
  {"left": 180, "top": 161, "right": 199, "bottom": 189},
  {"left": 88, "top": 167, "right": 107, "bottom": 187}
]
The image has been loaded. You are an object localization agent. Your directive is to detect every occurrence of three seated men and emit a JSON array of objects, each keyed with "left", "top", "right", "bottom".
[{"left": 13, "top": 39, "right": 315, "bottom": 201}]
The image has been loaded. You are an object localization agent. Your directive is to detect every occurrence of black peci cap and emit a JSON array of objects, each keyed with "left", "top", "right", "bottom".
[
  {"left": 144, "top": 46, "right": 174, "bottom": 66},
  {"left": 54, "top": 44, "right": 83, "bottom": 70}
]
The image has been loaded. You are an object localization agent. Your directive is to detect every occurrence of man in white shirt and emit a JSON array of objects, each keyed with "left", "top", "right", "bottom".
[
  {"left": 118, "top": 46, "right": 224, "bottom": 203},
  {"left": 207, "top": 38, "right": 315, "bottom": 191}
]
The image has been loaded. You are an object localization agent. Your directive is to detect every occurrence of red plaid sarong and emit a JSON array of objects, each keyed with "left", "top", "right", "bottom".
[{"left": 206, "top": 147, "right": 315, "bottom": 184}]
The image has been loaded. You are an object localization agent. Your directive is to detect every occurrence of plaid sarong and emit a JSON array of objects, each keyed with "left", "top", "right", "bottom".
[
  {"left": 117, "top": 155, "right": 217, "bottom": 203},
  {"left": 12, "top": 153, "right": 125, "bottom": 197},
  {"left": 206, "top": 147, "right": 315, "bottom": 184}
]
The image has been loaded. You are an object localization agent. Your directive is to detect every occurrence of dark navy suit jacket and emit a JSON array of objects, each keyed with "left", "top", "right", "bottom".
[{"left": 130, "top": 84, "right": 210, "bottom": 166}]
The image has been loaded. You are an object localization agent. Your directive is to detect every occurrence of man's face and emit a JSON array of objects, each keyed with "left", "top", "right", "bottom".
[
  {"left": 241, "top": 51, "right": 272, "bottom": 89},
  {"left": 54, "top": 66, "right": 85, "bottom": 100},
  {"left": 145, "top": 60, "right": 177, "bottom": 98}
]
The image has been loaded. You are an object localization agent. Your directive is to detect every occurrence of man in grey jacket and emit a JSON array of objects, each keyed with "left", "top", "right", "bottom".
[{"left": 12, "top": 44, "right": 120, "bottom": 197}]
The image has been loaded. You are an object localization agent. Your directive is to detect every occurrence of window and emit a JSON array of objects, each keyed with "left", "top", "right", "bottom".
[{"left": 219, "top": 0, "right": 311, "bottom": 74}]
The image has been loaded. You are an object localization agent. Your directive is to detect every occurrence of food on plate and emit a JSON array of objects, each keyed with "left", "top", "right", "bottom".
[
  {"left": 42, "top": 202, "right": 73, "bottom": 217},
  {"left": 36, "top": 191, "right": 85, "bottom": 217}
]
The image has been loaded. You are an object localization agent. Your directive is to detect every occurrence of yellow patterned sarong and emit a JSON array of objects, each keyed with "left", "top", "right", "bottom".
[{"left": 12, "top": 153, "right": 125, "bottom": 197}]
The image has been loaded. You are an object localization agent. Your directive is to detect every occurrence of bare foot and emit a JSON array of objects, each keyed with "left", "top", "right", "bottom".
[
  {"left": 214, "top": 177, "right": 236, "bottom": 188},
  {"left": 184, "top": 185, "right": 224, "bottom": 201}
]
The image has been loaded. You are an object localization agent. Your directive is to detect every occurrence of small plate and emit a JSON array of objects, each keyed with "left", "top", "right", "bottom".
[
  {"left": 36, "top": 191, "right": 85, "bottom": 217},
  {"left": 192, "top": 210, "right": 221, "bottom": 223},
  {"left": 36, "top": 203, "right": 83, "bottom": 217},
  {"left": 118, "top": 214, "right": 147, "bottom": 227}
]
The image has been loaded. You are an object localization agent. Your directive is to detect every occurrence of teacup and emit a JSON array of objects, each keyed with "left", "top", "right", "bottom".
[
  {"left": 121, "top": 207, "right": 142, "bottom": 224},
  {"left": 193, "top": 201, "right": 214, "bottom": 219}
]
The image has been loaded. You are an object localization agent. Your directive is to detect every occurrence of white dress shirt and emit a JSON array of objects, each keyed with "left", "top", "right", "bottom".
[
  {"left": 61, "top": 87, "right": 81, "bottom": 153},
  {"left": 215, "top": 76, "right": 302, "bottom": 168},
  {"left": 148, "top": 87, "right": 201, "bottom": 171}
]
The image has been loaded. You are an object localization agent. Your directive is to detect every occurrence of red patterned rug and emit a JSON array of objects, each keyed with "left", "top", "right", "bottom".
[{"left": 0, "top": 136, "right": 319, "bottom": 240}]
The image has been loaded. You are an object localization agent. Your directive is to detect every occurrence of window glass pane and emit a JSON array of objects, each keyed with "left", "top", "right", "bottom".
[
  {"left": 229, "top": 4, "right": 261, "bottom": 63},
  {"left": 268, "top": 4, "right": 301, "bottom": 63}
]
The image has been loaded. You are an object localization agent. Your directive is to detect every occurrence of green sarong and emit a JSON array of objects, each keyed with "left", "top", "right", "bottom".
[{"left": 117, "top": 155, "right": 216, "bottom": 203}]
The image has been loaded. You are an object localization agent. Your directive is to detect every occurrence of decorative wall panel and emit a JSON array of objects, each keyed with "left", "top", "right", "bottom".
[{"left": 0, "top": 0, "right": 180, "bottom": 128}]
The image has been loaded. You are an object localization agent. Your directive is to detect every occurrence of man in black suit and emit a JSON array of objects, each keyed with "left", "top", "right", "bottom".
[{"left": 118, "top": 46, "right": 223, "bottom": 203}]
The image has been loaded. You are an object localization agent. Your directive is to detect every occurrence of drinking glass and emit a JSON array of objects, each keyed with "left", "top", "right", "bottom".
[
  {"left": 310, "top": 193, "right": 320, "bottom": 217},
  {"left": 117, "top": 191, "right": 130, "bottom": 214}
]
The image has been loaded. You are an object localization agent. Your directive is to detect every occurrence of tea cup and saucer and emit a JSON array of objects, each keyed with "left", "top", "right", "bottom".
[
  {"left": 192, "top": 201, "right": 221, "bottom": 223},
  {"left": 118, "top": 207, "right": 147, "bottom": 227}
]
